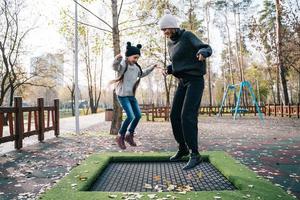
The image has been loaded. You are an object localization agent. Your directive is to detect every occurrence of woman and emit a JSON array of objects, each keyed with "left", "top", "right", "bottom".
[{"left": 159, "top": 10, "right": 212, "bottom": 170}]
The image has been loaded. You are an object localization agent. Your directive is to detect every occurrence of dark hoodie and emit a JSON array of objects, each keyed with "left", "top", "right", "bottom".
[{"left": 167, "top": 29, "right": 212, "bottom": 79}]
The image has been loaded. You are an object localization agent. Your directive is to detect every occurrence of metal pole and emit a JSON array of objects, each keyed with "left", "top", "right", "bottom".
[{"left": 74, "top": 2, "right": 80, "bottom": 134}]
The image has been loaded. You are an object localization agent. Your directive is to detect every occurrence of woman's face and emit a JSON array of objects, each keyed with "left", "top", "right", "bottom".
[
  {"left": 127, "top": 54, "right": 140, "bottom": 64},
  {"left": 161, "top": 28, "right": 176, "bottom": 38}
]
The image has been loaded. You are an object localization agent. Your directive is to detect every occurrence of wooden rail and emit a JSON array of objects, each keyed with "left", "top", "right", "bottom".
[
  {"left": 139, "top": 104, "right": 300, "bottom": 121},
  {"left": 0, "top": 97, "right": 59, "bottom": 149}
]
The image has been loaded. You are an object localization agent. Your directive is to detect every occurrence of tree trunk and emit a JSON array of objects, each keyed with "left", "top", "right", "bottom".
[
  {"left": 276, "top": 65, "right": 281, "bottom": 104},
  {"left": 275, "top": 0, "right": 289, "bottom": 105},
  {"left": 298, "top": 72, "right": 300, "bottom": 103},
  {"left": 163, "top": 36, "right": 171, "bottom": 106},
  {"left": 237, "top": 11, "right": 248, "bottom": 106},
  {"left": 234, "top": 11, "right": 242, "bottom": 83},
  {"left": 205, "top": 2, "right": 212, "bottom": 107},
  {"left": 267, "top": 67, "right": 276, "bottom": 104},
  {"left": 224, "top": 14, "right": 235, "bottom": 85},
  {"left": 110, "top": 0, "right": 122, "bottom": 135}
]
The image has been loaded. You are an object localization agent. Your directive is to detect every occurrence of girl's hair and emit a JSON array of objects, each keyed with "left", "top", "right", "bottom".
[{"left": 110, "top": 59, "right": 143, "bottom": 95}]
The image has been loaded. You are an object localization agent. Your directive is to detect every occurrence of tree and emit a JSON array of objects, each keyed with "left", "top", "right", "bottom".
[
  {"left": 127, "top": 0, "right": 179, "bottom": 107},
  {"left": 0, "top": 0, "right": 53, "bottom": 107},
  {"left": 275, "top": 0, "right": 289, "bottom": 104},
  {"left": 214, "top": 1, "right": 235, "bottom": 86}
]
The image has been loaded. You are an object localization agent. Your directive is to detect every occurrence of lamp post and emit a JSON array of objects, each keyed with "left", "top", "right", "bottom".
[{"left": 74, "top": 2, "right": 80, "bottom": 134}]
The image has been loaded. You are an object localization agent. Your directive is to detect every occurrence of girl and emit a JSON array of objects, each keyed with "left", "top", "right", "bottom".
[{"left": 112, "top": 42, "right": 158, "bottom": 149}]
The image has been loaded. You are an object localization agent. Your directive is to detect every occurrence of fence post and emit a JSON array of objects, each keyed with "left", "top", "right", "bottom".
[
  {"left": 297, "top": 103, "right": 300, "bottom": 119},
  {"left": 281, "top": 103, "right": 284, "bottom": 117},
  {"left": 152, "top": 103, "right": 154, "bottom": 122},
  {"left": 38, "top": 98, "right": 45, "bottom": 142},
  {"left": 54, "top": 99, "right": 60, "bottom": 137},
  {"left": 268, "top": 104, "right": 271, "bottom": 116},
  {"left": 288, "top": 103, "right": 291, "bottom": 118},
  {"left": 14, "top": 97, "right": 23, "bottom": 150}
]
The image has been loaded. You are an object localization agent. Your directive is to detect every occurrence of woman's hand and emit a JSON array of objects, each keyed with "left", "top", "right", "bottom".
[{"left": 197, "top": 54, "right": 206, "bottom": 61}]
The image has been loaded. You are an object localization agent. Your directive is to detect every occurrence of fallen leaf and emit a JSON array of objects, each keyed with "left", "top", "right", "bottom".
[
  {"left": 79, "top": 175, "right": 88, "bottom": 181},
  {"left": 108, "top": 194, "right": 117, "bottom": 198},
  {"left": 153, "top": 175, "right": 161, "bottom": 181},
  {"left": 147, "top": 194, "right": 157, "bottom": 199},
  {"left": 167, "top": 184, "right": 176, "bottom": 191},
  {"left": 197, "top": 171, "right": 203, "bottom": 179},
  {"left": 144, "top": 183, "right": 152, "bottom": 189}
]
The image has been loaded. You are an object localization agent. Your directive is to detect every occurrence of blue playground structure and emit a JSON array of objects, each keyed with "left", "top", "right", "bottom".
[{"left": 218, "top": 81, "right": 264, "bottom": 122}]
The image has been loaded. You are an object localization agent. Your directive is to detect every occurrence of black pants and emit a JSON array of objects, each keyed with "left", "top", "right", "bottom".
[{"left": 170, "top": 77, "right": 204, "bottom": 153}]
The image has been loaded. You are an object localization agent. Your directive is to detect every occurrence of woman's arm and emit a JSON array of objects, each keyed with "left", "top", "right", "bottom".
[{"left": 185, "top": 31, "right": 212, "bottom": 58}]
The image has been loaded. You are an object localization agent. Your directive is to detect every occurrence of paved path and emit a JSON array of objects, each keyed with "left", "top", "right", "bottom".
[{"left": 0, "top": 116, "right": 299, "bottom": 199}]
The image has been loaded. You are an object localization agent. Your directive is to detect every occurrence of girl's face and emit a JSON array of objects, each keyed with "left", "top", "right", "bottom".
[
  {"left": 161, "top": 28, "right": 176, "bottom": 38},
  {"left": 127, "top": 54, "right": 140, "bottom": 64}
]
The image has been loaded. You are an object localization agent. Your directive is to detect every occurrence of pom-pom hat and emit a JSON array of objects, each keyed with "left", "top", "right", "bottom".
[
  {"left": 125, "top": 42, "right": 142, "bottom": 57},
  {"left": 158, "top": 9, "right": 179, "bottom": 29}
]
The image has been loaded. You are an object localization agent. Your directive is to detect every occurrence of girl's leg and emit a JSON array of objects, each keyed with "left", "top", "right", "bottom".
[
  {"left": 127, "top": 96, "right": 142, "bottom": 134},
  {"left": 117, "top": 96, "right": 135, "bottom": 137}
]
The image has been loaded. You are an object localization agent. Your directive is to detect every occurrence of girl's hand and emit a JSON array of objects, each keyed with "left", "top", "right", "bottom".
[{"left": 115, "top": 54, "right": 122, "bottom": 60}]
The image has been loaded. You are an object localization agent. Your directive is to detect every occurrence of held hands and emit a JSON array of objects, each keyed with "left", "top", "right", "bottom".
[
  {"left": 197, "top": 53, "right": 206, "bottom": 61},
  {"left": 152, "top": 64, "right": 168, "bottom": 76}
]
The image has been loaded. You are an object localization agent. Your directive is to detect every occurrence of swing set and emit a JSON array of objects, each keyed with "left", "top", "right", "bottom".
[{"left": 218, "top": 81, "right": 264, "bottom": 122}]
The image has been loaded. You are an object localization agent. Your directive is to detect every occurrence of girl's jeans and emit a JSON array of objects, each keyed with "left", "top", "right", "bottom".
[{"left": 117, "top": 96, "right": 142, "bottom": 136}]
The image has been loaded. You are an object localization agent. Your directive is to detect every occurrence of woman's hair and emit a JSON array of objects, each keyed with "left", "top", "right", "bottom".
[{"left": 110, "top": 59, "right": 143, "bottom": 95}]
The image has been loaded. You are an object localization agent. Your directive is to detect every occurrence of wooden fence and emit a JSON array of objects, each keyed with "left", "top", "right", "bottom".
[
  {"left": 0, "top": 97, "right": 59, "bottom": 150},
  {"left": 139, "top": 103, "right": 300, "bottom": 121}
]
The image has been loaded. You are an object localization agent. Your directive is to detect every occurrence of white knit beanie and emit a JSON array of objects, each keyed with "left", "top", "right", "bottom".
[{"left": 158, "top": 9, "right": 179, "bottom": 29}]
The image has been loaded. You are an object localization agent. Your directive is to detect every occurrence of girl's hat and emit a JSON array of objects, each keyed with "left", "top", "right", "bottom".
[
  {"left": 125, "top": 42, "right": 142, "bottom": 57},
  {"left": 158, "top": 9, "right": 179, "bottom": 29}
]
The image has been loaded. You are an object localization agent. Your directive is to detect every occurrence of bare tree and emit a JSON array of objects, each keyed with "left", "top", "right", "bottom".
[{"left": 0, "top": 0, "right": 53, "bottom": 107}]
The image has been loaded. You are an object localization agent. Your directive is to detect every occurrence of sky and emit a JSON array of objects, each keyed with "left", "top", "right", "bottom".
[{"left": 20, "top": 0, "right": 263, "bottom": 87}]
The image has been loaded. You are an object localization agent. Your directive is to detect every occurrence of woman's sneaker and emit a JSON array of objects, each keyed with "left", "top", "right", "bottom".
[
  {"left": 170, "top": 148, "right": 190, "bottom": 161},
  {"left": 116, "top": 135, "right": 126, "bottom": 149},
  {"left": 125, "top": 133, "right": 137, "bottom": 146},
  {"left": 182, "top": 153, "right": 202, "bottom": 170}
]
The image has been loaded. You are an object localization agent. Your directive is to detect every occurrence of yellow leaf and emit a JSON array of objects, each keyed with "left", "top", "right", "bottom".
[
  {"left": 197, "top": 171, "right": 203, "bottom": 179},
  {"left": 153, "top": 175, "right": 161, "bottom": 181},
  {"left": 79, "top": 176, "right": 88, "bottom": 181}
]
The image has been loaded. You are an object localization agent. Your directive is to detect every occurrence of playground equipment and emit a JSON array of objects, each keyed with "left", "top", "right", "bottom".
[{"left": 218, "top": 81, "right": 264, "bottom": 122}]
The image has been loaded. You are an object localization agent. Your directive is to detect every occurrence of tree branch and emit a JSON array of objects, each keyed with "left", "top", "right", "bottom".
[
  {"left": 119, "top": 18, "right": 141, "bottom": 25},
  {"left": 117, "top": 0, "right": 124, "bottom": 22},
  {"left": 119, "top": 22, "right": 157, "bottom": 32},
  {"left": 73, "top": 0, "right": 112, "bottom": 30},
  {"left": 65, "top": 12, "right": 112, "bottom": 33}
]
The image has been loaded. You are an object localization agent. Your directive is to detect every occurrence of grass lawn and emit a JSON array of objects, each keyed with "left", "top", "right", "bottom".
[{"left": 40, "top": 151, "right": 295, "bottom": 200}]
